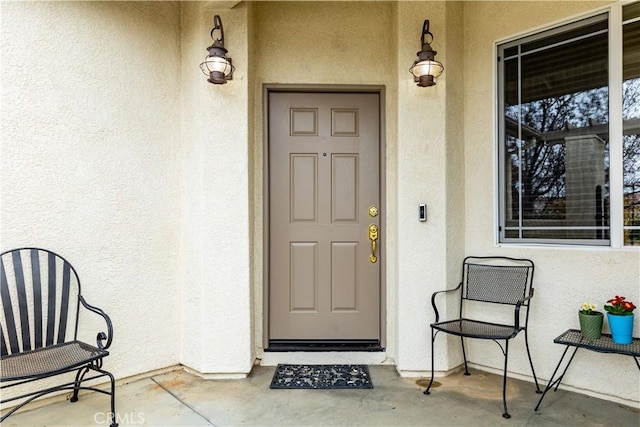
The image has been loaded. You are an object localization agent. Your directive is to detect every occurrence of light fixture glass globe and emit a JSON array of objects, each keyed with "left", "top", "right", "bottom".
[
  {"left": 410, "top": 60, "right": 444, "bottom": 79},
  {"left": 200, "top": 55, "right": 233, "bottom": 76}
]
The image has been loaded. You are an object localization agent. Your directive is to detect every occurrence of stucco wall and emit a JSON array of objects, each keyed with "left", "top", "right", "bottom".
[
  {"left": 0, "top": 0, "right": 182, "bottom": 382},
  {"left": 463, "top": 1, "right": 640, "bottom": 405},
  {"left": 180, "top": 1, "right": 254, "bottom": 376},
  {"left": 395, "top": 0, "right": 465, "bottom": 374}
]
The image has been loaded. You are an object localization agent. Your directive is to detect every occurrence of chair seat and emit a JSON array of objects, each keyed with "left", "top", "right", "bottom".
[
  {"left": 432, "top": 319, "right": 519, "bottom": 340},
  {"left": 1, "top": 341, "right": 108, "bottom": 381}
]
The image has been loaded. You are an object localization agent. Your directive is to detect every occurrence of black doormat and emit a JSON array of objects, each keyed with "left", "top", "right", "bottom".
[{"left": 269, "top": 364, "right": 373, "bottom": 389}]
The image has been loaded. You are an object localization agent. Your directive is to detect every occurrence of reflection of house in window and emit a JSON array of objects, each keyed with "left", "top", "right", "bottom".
[
  {"left": 503, "top": 116, "right": 640, "bottom": 241},
  {"left": 503, "top": 118, "right": 611, "bottom": 240},
  {"left": 625, "top": 190, "right": 640, "bottom": 245},
  {"left": 539, "top": 132, "right": 606, "bottom": 239},
  {"left": 504, "top": 117, "right": 640, "bottom": 241}
]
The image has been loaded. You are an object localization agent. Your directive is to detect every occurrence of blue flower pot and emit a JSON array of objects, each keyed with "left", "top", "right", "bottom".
[{"left": 607, "top": 313, "right": 634, "bottom": 345}]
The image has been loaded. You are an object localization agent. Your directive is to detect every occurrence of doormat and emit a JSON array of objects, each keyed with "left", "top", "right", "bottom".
[{"left": 269, "top": 364, "right": 373, "bottom": 389}]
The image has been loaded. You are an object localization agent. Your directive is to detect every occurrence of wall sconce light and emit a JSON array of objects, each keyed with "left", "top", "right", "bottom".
[
  {"left": 199, "top": 15, "right": 234, "bottom": 84},
  {"left": 409, "top": 20, "right": 444, "bottom": 87}
]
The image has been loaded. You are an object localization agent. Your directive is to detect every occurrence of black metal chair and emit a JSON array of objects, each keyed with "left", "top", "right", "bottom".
[
  {"left": 1, "top": 248, "right": 117, "bottom": 426},
  {"left": 423, "top": 256, "right": 541, "bottom": 418}
]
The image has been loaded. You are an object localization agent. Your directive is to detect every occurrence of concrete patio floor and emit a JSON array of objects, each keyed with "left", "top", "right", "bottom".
[{"left": 2, "top": 365, "right": 638, "bottom": 426}]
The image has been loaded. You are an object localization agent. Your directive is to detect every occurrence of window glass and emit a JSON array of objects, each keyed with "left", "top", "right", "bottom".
[
  {"left": 623, "top": 7, "right": 640, "bottom": 245},
  {"left": 623, "top": 2, "right": 640, "bottom": 21},
  {"left": 500, "top": 16, "right": 610, "bottom": 243}
]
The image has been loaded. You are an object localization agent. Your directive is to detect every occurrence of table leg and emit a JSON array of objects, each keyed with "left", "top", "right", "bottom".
[{"left": 534, "top": 345, "right": 579, "bottom": 411}]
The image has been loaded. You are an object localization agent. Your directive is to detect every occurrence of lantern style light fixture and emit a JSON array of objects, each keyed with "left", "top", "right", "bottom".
[
  {"left": 199, "top": 15, "right": 234, "bottom": 84},
  {"left": 409, "top": 20, "right": 444, "bottom": 87}
]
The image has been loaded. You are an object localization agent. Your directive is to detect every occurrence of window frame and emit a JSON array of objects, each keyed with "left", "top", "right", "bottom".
[
  {"left": 494, "top": 3, "right": 636, "bottom": 249},
  {"left": 620, "top": 2, "right": 640, "bottom": 246}
]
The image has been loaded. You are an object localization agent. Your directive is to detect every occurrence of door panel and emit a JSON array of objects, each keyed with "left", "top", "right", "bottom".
[
  {"left": 291, "top": 155, "right": 318, "bottom": 222},
  {"left": 332, "top": 154, "right": 358, "bottom": 222},
  {"left": 290, "top": 242, "right": 317, "bottom": 311},
  {"left": 331, "top": 242, "right": 358, "bottom": 311},
  {"left": 269, "top": 92, "right": 381, "bottom": 341}
]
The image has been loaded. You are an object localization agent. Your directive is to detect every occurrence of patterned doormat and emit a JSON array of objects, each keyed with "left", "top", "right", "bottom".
[{"left": 269, "top": 364, "right": 374, "bottom": 389}]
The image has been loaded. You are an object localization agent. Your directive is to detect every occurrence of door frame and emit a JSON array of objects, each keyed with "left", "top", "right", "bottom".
[{"left": 262, "top": 84, "right": 387, "bottom": 350}]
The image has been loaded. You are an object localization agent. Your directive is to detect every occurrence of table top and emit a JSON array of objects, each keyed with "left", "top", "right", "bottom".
[{"left": 554, "top": 329, "right": 640, "bottom": 357}]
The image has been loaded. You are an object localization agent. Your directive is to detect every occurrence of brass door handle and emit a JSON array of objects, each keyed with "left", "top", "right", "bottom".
[{"left": 368, "top": 224, "right": 379, "bottom": 263}]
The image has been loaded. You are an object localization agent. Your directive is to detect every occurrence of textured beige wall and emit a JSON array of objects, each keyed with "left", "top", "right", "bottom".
[
  {"left": 0, "top": 0, "right": 182, "bottom": 384},
  {"left": 395, "top": 0, "right": 453, "bottom": 372},
  {"left": 252, "top": 1, "right": 395, "bottom": 85},
  {"left": 443, "top": 0, "right": 466, "bottom": 373},
  {"left": 463, "top": 1, "right": 639, "bottom": 405},
  {"left": 180, "top": 1, "right": 254, "bottom": 376}
]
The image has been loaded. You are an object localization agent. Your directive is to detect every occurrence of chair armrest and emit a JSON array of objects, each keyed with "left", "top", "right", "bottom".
[
  {"left": 431, "top": 282, "right": 462, "bottom": 323},
  {"left": 79, "top": 296, "right": 114, "bottom": 350},
  {"left": 513, "top": 288, "right": 534, "bottom": 332}
]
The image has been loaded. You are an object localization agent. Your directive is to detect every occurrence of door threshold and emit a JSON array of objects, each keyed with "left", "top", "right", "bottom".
[{"left": 266, "top": 340, "right": 384, "bottom": 352}]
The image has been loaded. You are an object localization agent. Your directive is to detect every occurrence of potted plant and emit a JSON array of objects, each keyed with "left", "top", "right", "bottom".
[
  {"left": 578, "top": 302, "right": 603, "bottom": 342},
  {"left": 604, "top": 295, "right": 636, "bottom": 345}
]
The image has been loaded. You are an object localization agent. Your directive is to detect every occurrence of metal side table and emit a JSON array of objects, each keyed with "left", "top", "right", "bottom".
[{"left": 535, "top": 329, "right": 640, "bottom": 411}]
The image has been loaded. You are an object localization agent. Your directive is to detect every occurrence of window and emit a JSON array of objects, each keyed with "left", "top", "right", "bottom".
[
  {"left": 623, "top": 2, "right": 640, "bottom": 245},
  {"left": 497, "top": 3, "right": 640, "bottom": 246}
]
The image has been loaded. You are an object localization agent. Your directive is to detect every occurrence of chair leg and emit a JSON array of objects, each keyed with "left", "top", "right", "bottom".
[
  {"left": 424, "top": 327, "right": 436, "bottom": 395},
  {"left": 460, "top": 336, "right": 470, "bottom": 376},
  {"left": 70, "top": 366, "right": 90, "bottom": 402},
  {"left": 79, "top": 365, "right": 118, "bottom": 427},
  {"left": 105, "top": 369, "right": 118, "bottom": 427},
  {"left": 501, "top": 340, "right": 510, "bottom": 419},
  {"left": 524, "top": 329, "right": 542, "bottom": 393}
]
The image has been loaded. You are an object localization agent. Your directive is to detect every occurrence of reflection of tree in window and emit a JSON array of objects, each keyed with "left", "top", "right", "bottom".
[
  {"left": 500, "top": 16, "right": 612, "bottom": 241},
  {"left": 500, "top": 5, "right": 640, "bottom": 244},
  {"left": 623, "top": 18, "right": 640, "bottom": 244},
  {"left": 506, "top": 87, "right": 610, "bottom": 221},
  {"left": 505, "top": 34, "right": 609, "bottom": 231}
]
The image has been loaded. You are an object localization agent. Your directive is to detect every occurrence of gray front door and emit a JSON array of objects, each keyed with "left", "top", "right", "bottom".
[{"left": 268, "top": 91, "right": 381, "bottom": 341}]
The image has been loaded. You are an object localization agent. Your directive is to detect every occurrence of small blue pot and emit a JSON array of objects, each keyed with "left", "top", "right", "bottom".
[{"left": 607, "top": 313, "right": 634, "bottom": 345}]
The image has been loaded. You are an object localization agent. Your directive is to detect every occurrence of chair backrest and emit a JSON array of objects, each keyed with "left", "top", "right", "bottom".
[
  {"left": 1, "top": 248, "right": 81, "bottom": 357},
  {"left": 462, "top": 256, "right": 534, "bottom": 306}
]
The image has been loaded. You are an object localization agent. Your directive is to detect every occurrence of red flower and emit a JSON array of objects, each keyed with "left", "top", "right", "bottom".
[
  {"left": 605, "top": 295, "right": 636, "bottom": 315},
  {"left": 607, "top": 295, "right": 624, "bottom": 305}
]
